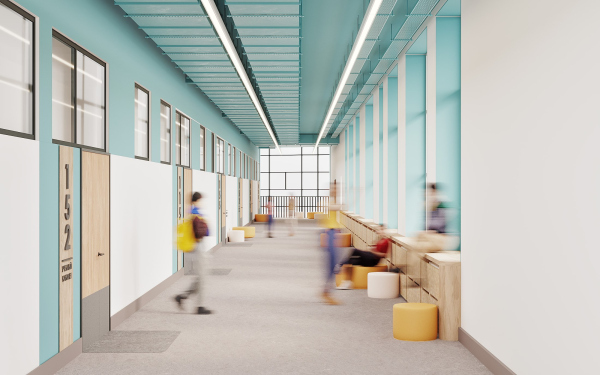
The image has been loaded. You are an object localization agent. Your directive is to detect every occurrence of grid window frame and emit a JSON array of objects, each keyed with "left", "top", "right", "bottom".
[
  {"left": 159, "top": 100, "right": 171, "bottom": 164},
  {"left": 199, "top": 124, "right": 205, "bottom": 171},
  {"left": 0, "top": 0, "right": 36, "bottom": 140},
  {"left": 134, "top": 83, "right": 150, "bottom": 161},
  {"left": 51, "top": 30, "right": 107, "bottom": 152},
  {"left": 175, "top": 110, "right": 191, "bottom": 168}
]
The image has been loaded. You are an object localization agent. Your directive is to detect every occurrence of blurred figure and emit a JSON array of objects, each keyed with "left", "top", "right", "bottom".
[
  {"left": 335, "top": 224, "right": 390, "bottom": 289},
  {"left": 288, "top": 194, "right": 296, "bottom": 236},
  {"left": 266, "top": 198, "right": 274, "bottom": 238},
  {"left": 322, "top": 227, "right": 341, "bottom": 305},
  {"left": 417, "top": 183, "right": 449, "bottom": 252},
  {"left": 174, "top": 192, "right": 212, "bottom": 315}
]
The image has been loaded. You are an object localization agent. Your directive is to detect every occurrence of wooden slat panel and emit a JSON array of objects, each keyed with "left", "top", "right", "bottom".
[
  {"left": 427, "top": 261, "right": 441, "bottom": 299},
  {"left": 59, "top": 146, "right": 73, "bottom": 351},
  {"left": 82, "top": 151, "right": 110, "bottom": 298},
  {"left": 407, "top": 248, "right": 421, "bottom": 285},
  {"left": 420, "top": 258, "right": 429, "bottom": 292},
  {"left": 406, "top": 277, "right": 420, "bottom": 303},
  {"left": 400, "top": 272, "right": 407, "bottom": 300}
]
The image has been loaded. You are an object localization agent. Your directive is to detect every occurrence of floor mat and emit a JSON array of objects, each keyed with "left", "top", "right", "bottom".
[{"left": 84, "top": 331, "right": 180, "bottom": 353}]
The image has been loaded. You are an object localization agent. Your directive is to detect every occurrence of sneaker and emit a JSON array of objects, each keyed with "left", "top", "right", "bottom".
[
  {"left": 336, "top": 280, "right": 353, "bottom": 290},
  {"left": 174, "top": 295, "right": 186, "bottom": 310},
  {"left": 321, "top": 292, "right": 341, "bottom": 305},
  {"left": 196, "top": 307, "right": 212, "bottom": 315},
  {"left": 333, "top": 264, "right": 341, "bottom": 274}
]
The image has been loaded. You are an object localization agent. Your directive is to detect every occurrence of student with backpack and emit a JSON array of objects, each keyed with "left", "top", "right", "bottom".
[{"left": 174, "top": 192, "right": 212, "bottom": 315}]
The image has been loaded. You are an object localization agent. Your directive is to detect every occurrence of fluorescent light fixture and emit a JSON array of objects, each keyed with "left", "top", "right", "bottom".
[
  {"left": 313, "top": 0, "right": 384, "bottom": 153},
  {"left": 200, "top": 0, "right": 281, "bottom": 153}
]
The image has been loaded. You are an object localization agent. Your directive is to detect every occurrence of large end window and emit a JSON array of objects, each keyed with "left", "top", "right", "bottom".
[
  {"left": 175, "top": 111, "right": 190, "bottom": 167},
  {"left": 52, "top": 32, "right": 106, "bottom": 150},
  {"left": 160, "top": 100, "right": 171, "bottom": 164},
  {"left": 0, "top": 1, "right": 34, "bottom": 138},
  {"left": 134, "top": 84, "right": 149, "bottom": 160}
]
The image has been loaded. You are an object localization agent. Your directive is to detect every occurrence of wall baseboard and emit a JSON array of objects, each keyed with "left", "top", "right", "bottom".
[
  {"left": 110, "top": 268, "right": 184, "bottom": 329},
  {"left": 459, "top": 328, "right": 516, "bottom": 375},
  {"left": 28, "top": 339, "right": 82, "bottom": 375}
]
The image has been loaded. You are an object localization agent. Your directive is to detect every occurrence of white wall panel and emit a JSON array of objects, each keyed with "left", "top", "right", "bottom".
[
  {"left": 331, "top": 139, "right": 345, "bottom": 204},
  {"left": 193, "top": 170, "right": 217, "bottom": 251},
  {"left": 462, "top": 0, "right": 600, "bottom": 373},
  {"left": 251, "top": 180, "right": 259, "bottom": 218},
  {"left": 226, "top": 176, "right": 237, "bottom": 235},
  {"left": 110, "top": 156, "right": 172, "bottom": 316},
  {"left": 242, "top": 179, "right": 250, "bottom": 225},
  {"left": 0, "top": 136, "right": 39, "bottom": 375}
]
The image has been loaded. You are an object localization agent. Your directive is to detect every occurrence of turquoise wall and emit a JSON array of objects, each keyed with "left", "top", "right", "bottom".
[
  {"left": 345, "top": 129, "right": 348, "bottom": 205},
  {"left": 348, "top": 123, "right": 354, "bottom": 212},
  {"left": 405, "top": 55, "right": 427, "bottom": 236},
  {"left": 378, "top": 86, "right": 384, "bottom": 224},
  {"left": 436, "top": 16, "right": 461, "bottom": 237},
  {"left": 387, "top": 73, "right": 398, "bottom": 230},
  {"left": 354, "top": 115, "right": 360, "bottom": 213},
  {"left": 364, "top": 103, "right": 374, "bottom": 219}
]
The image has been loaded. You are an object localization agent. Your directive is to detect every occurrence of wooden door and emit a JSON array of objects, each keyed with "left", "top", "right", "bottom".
[{"left": 81, "top": 151, "right": 110, "bottom": 350}]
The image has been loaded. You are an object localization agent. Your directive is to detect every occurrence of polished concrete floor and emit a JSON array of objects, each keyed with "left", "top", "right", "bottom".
[{"left": 58, "top": 220, "right": 490, "bottom": 374}]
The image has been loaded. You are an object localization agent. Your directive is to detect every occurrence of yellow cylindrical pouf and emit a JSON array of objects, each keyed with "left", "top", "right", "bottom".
[
  {"left": 351, "top": 265, "right": 387, "bottom": 289},
  {"left": 307, "top": 212, "right": 322, "bottom": 219},
  {"left": 368, "top": 272, "right": 399, "bottom": 298},
  {"left": 232, "top": 226, "right": 255, "bottom": 238},
  {"left": 393, "top": 303, "right": 438, "bottom": 341},
  {"left": 255, "top": 214, "right": 269, "bottom": 222}
]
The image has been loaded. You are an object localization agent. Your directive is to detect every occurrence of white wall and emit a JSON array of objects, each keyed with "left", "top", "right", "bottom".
[
  {"left": 397, "top": 56, "right": 407, "bottom": 235},
  {"left": 242, "top": 179, "right": 250, "bottom": 225},
  {"left": 251, "top": 180, "right": 259, "bottom": 218},
  {"left": 193, "top": 170, "right": 217, "bottom": 250},
  {"left": 359, "top": 105, "right": 366, "bottom": 216},
  {"left": 0, "top": 136, "right": 39, "bottom": 375},
  {"left": 110, "top": 156, "right": 172, "bottom": 315},
  {"left": 226, "top": 175, "right": 237, "bottom": 235},
  {"left": 331, "top": 139, "right": 345, "bottom": 204},
  {"left": 462, "top": 1, "right": 600, "bottom": 373},
  {"left": 372, "top": 89, "right": 380, "bottom": 220}
]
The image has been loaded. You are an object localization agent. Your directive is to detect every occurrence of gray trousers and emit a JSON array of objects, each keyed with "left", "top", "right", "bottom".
[{"left": 183, "top": 243, "right": 205, "bottom": 307}]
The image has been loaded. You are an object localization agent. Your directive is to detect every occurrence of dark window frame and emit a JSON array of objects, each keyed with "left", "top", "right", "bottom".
[
  {"left": 159, "top": 99, "right": 171, "bottom": 165},
  {"left": 51, "top": 30, "right": 107, "bottom": 153},
  {"left": 134, "top": 83, "right": 150, "bottom": 161},
  {"left": 175, "top": 110, "right": 191, "bottom": 168},
  {"left": 0, "top": 0, "right": 36, "bottom": 140}
]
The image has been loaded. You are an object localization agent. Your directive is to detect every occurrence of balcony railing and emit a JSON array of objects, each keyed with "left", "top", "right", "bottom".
[{"left": 260, "top": 196, "right": 329, "bottom": 218}]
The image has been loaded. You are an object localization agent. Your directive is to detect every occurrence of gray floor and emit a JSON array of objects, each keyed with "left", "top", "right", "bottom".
[{"left": 59, "top": 220, "right": 490, "bottom": 375}]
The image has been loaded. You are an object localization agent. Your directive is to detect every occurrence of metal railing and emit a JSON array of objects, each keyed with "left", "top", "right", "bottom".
[{"left": 260, "top": 196, "right": 329, "bottom": 218}]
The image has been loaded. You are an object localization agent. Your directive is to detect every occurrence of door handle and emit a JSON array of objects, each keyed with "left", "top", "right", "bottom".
[{"left": 98, "top": 252, "right": 105, "bottom": 257}]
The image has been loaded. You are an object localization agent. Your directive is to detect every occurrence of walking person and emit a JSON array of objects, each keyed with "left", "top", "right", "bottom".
[
  {"left": 174, "top": 192, "right": 212, "bottom": 315},
  {"left": 288, "top": 194, "right": 296, "bottom": 236},
  {"left": 266, "top": 198, "right": 274, "bottom": 238}
]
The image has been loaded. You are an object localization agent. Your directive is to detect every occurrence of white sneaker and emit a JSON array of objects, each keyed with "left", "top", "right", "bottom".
[{"left": 336, "top": 280, "right": 353, "bottom": 290}]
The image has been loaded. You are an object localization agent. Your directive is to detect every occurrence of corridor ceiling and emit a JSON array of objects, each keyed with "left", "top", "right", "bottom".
[{"left": 116, "top": 0, "right": 444, "bottom": 147}]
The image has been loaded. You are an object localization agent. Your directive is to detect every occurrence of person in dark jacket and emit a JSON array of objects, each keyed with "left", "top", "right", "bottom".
[{"left": 174, "top": 192, "right": 212, "bottom": 315}]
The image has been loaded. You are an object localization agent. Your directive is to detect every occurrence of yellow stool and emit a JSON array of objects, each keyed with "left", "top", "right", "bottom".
[
  {"left": 393, "top": 303, "right": 438, "bottom": 341},
  {"left": 307, "top": 212, "right": 323, "bottom": 219},
  {"left": 255, "top": 214, "right": 269, "bottom": 222},
  {"left": 351, "top": 265, "right": 387, "bottom": 289},
  {"left": 232, "top": 226, "right": 255, "bottom": 238}
]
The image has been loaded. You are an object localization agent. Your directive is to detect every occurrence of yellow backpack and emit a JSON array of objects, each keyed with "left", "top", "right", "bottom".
[{"left": 176, "top": 217, "right": 197, "bottom": 253}]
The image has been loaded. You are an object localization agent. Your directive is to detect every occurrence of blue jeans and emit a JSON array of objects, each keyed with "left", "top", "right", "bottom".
[{"left": 324, "top": 229, "right": 338, "bottom": 291}]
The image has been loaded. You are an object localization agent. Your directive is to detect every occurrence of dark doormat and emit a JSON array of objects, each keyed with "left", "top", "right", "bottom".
[
  {"left": 210, "top": 268, "right": 232, "bottom": 276},
  {"left": 223, "top": 242, "right": 253, "bottom": 247},
  {"left": 84, "top": 331, "right": 180, "bottom": 353}
]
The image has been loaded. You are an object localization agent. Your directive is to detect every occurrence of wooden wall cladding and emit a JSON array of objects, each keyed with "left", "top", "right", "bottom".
[
  {"left": 82, "top": 151, "right": 110, "bottom": 299},
  {"left": 59, "top": 146, "right": 73, "bottom": 351}
]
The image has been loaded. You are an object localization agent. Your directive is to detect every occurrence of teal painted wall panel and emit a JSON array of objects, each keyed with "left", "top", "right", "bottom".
[
  {"left": 206, "top": 130, "right": 213, "bottom": 173},
  {"left": 405, "top": 55, "right": 427, "bottom": 236},
  {"left": 39, "top": 141, "right": 59, "bottom": 364},
  {"left": 438, "top": 0, "right": 461, "bottom": 16},
  {"left": 354, "top": 116, "right": 360, "bottom": 213},
  {"left": 379, "top": 86, "right": 384, "bottom": 224},
  {"left": 73, "top": 149, "right": 81, "bottom": 341},
  {"left": 17, "top": 0, "right": 258, "bottom": 162},
  {"left": 345, "top": 129, "right": 348, "bottom": 205},
  {"left": 365, "top": 104, "right": 374, "bottom": 219},
  {"left": 348, "top": 123, "right": 354, "bottom": 212},
  {"left": 387, "top": 76, "right": 399, "bottom": 230},
  {"left": 436, "top": 17, "right": 461, "bottom": 238}
]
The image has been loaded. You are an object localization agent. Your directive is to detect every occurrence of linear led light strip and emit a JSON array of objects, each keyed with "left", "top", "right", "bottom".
[
  {"left": 313, "top": 0, "right": 384, "bottom": 153},
  {"left": 200, "top": 0, "right": 281, "bottom": 153}
]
